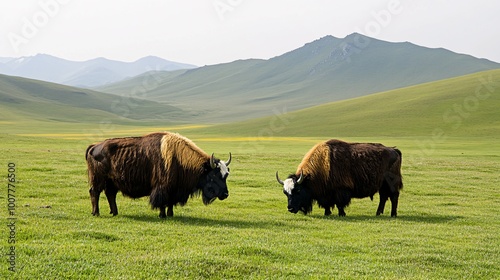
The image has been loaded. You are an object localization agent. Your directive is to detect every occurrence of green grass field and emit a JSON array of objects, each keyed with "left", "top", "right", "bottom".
[
  {"left": 1, "top": 133, "right": 499, "bottom": 279},
  {"left": 1, "top": 70, "right": 499, "bottom": 279}
]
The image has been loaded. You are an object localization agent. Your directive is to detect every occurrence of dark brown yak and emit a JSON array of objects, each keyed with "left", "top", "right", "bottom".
[
  {"left": 86, "top": 132, "right": 231, "bottom": 218},
  {"left": 276, "top": 139, "right": 403, "bottom": 217}
]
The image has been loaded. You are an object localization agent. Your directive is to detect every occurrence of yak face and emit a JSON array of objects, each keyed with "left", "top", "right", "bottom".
[
  {"left": 200, "top": 153, "right": 231, "bottom": 205},
  {"left": 276, "top": 171, "right": 313, "bottom": 214}
]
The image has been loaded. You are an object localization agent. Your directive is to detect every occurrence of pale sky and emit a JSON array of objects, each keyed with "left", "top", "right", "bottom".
[{"left": 1, "top": 0, "right": 499, "bottom": 66}]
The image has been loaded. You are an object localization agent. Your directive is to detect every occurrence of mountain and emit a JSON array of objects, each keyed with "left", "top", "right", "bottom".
[
  {"left": 0, "top": 57, "right": 13, "bottom": 63},
  {"left": 99, "top": 33, "right": 500, "bottom": 122},
  {"left": 0, "top": 74, "right": 192, "bottom": 125},
  {"left": 2, "top": 34, "right": 500, "bottom": 126},
  {"left": 194, "top": 69, "right": 500, "bottom": 138},
  {"left": 0, "top": 54, "right": 197, "bottom": 88}
]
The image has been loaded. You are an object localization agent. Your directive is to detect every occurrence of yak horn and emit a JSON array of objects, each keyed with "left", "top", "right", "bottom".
[
  {"left": 210, "top": 153, "right": 217, "bottom": 169},
  {"left": 296, "top": 170, "right": 304, "bottom": 184},
  {"left": 224, "top": 153, "right": 232, "bottom": 166},
  {"left": 276, "top": 171, "right": 284, "bottom": 185}
]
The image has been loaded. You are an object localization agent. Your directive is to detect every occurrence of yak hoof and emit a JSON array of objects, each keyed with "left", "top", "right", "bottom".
[{"left": 159, "top": 213, "right": 167, "bottom": 219}]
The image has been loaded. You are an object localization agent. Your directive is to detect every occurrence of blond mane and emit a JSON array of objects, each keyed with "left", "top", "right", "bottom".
[
  {"left": 160, "top": 132, "right": 209, "bottom": 171},
  {"left": 297, "top": 142, "right": 330, "bottom": 185}
]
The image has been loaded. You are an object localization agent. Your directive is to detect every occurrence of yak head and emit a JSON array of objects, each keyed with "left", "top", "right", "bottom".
[
  {"left": 200, "top": 153, "right": 231, "bottom": 205},
  {"left": 276, "top": 170, "right": 312, "bottom": 214}
]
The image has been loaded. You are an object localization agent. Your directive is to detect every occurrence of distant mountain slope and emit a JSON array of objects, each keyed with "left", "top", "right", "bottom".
[
  {"left": 200, "top": 69, "right": 500, "bottom": 138},
  {"left": 100, "top": 33, "right": 500, "bottom": 123},
  {"left": 0, "top": 54, "right": 197, "bottom": 88},
  {"left": 0, "top": 74, "right": 189, "bottom": 124}
]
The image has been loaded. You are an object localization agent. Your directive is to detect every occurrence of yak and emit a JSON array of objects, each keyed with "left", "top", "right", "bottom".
[
  {"left": 86, "top": 132, "right": 231, "bottom": 218},
  {"left": 276, "top": 139, "right": 403, "bottom": 217}
]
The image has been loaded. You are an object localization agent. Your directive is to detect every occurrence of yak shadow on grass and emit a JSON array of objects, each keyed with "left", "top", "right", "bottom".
[
  {"left": 120, "top": 212, "right": 462, "bottom": 226},
  {"left": 121, "top": 214, "right": 295, "bottom": 229},
  {"left": 318, "top": 213, "right": 464, "bottom": 223}
]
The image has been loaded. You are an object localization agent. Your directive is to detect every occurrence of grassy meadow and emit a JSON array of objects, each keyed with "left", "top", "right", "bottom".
[
  {"left": 1, "top": 132, "right": 499, "bottom": 279},
  {"left": 1, "top": 70, "right": 499, "bottom": 279}
]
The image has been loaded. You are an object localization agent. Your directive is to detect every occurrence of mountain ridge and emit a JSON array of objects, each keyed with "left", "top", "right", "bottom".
[
  {"left": 0, "top": 54, "right": 197, "bottom": 88},
  {"left": 2, "top": 33, "right": 500, "bottom": 125},
  {"left": 99, "top": 33, "right": 500, "bottom": 122}
]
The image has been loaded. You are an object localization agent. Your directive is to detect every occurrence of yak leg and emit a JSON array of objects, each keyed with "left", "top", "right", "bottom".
[
  {"left": 159, "top": 206, "right": 167, "bottom": 219},
  {"left": 89, "top": 188, "right": 101, "bottom": 216},
  {"left": 89, "top": 173, "right": 107, "bottom": 216},
  {"left": 167, "top": 205, "right": 174, "bottom": 217},
  {"left": 324, "top": 207, "right": 332, "bottom": 216},
  {"left": 159, "top": 205, "right": 173, "bottom": 218},
  {"left": 336, "top": 190, "right": 350, "bottom": 217},
  {"left": 336, "top": 204, "right": 346, "bottom": 217},
  {"left": 104, "top": 180, "right": 119, "bottom": 216},
  {"left": 377, "top": 193, "right": 388, "bottom": 216},
  {"left": 337, "top": 206, "right": 346, "bottom": 217},
  {"left": 389, "top": 192, "right": 399, "bottom": 217}
]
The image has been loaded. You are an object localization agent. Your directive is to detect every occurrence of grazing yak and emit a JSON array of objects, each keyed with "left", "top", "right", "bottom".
[
  {"left": 86, "top": 132, "right": 231, "bottom": 218},
  {"left": 276, "top": 139, "right": 403, "bottom": 217}
]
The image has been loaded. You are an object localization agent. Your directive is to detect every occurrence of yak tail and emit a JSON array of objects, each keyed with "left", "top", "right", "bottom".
[
  {"left": 391, "top": 148, "right": 403, "bottom": 191},
  {"left": 85, "top": 144, "right": 96, "bottom": 186},
  {"left": 85, "top": 144, "right": 95, "bottom": 161},
  {"left": 394, "top": 148, "right": 402, "bottom": 159}
]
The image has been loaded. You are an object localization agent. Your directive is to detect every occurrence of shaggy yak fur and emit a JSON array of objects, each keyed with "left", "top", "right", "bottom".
[
  {"left": 86, "top": 132, "right": 231, "bottom": 218},
  {"left": 277, "top": 139, "right": 403, "bottom": 217}
]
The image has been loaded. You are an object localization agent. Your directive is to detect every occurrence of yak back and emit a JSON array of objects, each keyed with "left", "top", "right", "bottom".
[
  {"left": 297, "top": 139, "right": 400, "bottom": 200},
  {"left": 328, "top": 139, "right": 400, "bottom": 198},
  {"left": 86, "top": 133, "right": 165, "bottom": 198}
]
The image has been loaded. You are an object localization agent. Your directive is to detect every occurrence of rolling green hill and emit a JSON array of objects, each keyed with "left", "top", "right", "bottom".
[
  {"left": 99, "top": 33, "right": 500, "bottom": 122},
  {"left": 195, "top": 69, "right": 500, "bottom": 138},
  {"left": 0, "top": 74, "right": 189, "bottom": 126},
  {"left": 2, "top": 70, "right": 499, "bottom": 140}
]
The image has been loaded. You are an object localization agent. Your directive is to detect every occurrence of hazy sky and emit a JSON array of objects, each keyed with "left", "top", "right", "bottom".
[{"left": 1, "top": 0, "right": 499, "bottom": 66}]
